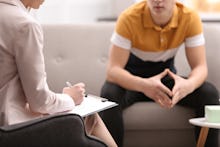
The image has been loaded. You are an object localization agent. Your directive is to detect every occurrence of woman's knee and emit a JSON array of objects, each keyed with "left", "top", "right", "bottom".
[{"left": 84, "top": 114, "right": 99, "bottom": 134}]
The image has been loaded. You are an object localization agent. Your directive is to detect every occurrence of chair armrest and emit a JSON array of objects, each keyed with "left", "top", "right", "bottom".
[{"left": 0, "top": 113, "right": 107, "bottom": 147}]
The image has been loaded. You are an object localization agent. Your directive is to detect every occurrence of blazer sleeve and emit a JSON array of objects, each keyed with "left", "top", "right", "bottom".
[{"left": 13, "top": 19, "right": 75, "bottom": 114}]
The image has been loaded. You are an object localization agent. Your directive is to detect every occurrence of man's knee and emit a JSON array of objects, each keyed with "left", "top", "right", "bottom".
[
  {"left": 197, "top": 81, "right": 219, "bottom": 104},
  {"left": 101, "top": 81, "right": 125, "bottom": 102}
]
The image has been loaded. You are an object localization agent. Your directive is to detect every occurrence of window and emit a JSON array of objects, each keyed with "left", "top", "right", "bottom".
[
  {"left": 183, "top": 0, "right": 220, "bottom": 21},
  {"left": 35, "top": 0, "right": 220, "bottom": 24}
]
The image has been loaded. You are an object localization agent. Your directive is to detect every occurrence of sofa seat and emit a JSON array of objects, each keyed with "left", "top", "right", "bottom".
[{"left": 123, "top": 102, "right": 196, "bottom": 147}]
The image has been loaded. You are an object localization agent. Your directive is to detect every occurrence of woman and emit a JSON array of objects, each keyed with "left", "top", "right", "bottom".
[{"left": 0, "top": 0, "right": 117, "bottom": 146}]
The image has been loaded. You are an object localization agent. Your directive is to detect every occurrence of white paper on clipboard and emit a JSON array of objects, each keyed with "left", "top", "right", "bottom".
[{"left": 67, "top": 94, "right": 118, "bottom": 117}]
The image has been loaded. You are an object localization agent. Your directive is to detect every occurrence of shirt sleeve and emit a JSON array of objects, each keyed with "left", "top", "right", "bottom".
[
  {"left": 185, "top": 10, "right": 205, "bottom": 48},
  {"left": 14, "top": 19, "right": 75, "bottom": 114},
  {"left": 111, "top": 12, "right": 132, "bottom": 50},
  {"left": 111, "top": 32, "right": 131, "bottom": 50}
]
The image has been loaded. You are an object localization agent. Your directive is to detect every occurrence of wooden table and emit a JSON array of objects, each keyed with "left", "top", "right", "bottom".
[{"left": 189, "top": 118, "right": 220, "bottom": 147}]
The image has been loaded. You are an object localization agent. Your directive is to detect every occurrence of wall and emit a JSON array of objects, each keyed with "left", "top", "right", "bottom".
[
  {"left": 36, "top": 0, "right": 136, "bottom": 24},
  {"left": 36, "top": 0, "right": 220, "bottom": 24},
  {"left": 36, "top": 0, "right": 114, "bottom": 23}
]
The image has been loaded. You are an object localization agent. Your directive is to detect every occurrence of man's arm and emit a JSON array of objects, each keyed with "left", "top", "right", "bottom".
[
  {"left": 168, "top": 45, "right": 208, "bottom": 107},
  {"left": 186, "top": 45, "right": 208, "bottom": 90},
  {"left": 106, "top": 44, "right": 142, "bottom": 92},
  {"left": 106, "top": 44, "right": 173, "bottom": 108}
]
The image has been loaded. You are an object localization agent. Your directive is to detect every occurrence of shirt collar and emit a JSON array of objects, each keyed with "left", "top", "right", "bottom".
[{"left": 0, "top": 0, "right": 28, "bottom": 13}]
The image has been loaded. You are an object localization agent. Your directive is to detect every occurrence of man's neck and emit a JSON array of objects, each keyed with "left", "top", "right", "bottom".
[
  {"left": 152, "top": 12, "right": 173, "bottom": 28},
  {"left": 150, "top": 4, "right": 175, "bottom": 28},
  {"left": 20, "top": 0, "right": 29, "bottom": 8}
]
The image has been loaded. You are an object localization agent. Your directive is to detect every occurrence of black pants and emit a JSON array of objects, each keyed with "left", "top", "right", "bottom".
[{"left": 100, "top": 78, "right": 219, "bottom": 147}]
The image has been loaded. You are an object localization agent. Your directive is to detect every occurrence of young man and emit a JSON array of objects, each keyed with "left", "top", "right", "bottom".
[{"left": 100, "top": 0, "right": 219, "bottom": 146}]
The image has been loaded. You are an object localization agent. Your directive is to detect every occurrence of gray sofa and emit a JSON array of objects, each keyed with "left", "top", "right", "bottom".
[{"left": 42, "top": 22, "right": 220, "bottom": 147}]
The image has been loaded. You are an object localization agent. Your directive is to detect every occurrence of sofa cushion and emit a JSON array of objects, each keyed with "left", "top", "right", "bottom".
[{"left": 123, "top": 102, "right": 195, "bottom": 130}]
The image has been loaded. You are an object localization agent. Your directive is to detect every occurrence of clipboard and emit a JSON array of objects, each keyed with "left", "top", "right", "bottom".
[{"left": 67, "top": 94, "right": 118, "bottom": 117}]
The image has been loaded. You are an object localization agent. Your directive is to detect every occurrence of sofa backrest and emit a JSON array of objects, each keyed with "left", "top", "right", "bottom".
[
  {"left": 42, "top": 22, "right": 220, "bottom": 96},
  {"left": 43, "top": 23, "right": 114, "bottom": 95}
]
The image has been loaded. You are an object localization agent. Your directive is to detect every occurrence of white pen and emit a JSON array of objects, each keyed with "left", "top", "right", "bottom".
[
  {"left": 65, "top": 81, "right": 108, "bottom": 101},
  {"left": 66, "top": 81, "right": 72, "bottom": 87},
  {"left": 66, "top": 81, "right": 88, "bottom": 97}
]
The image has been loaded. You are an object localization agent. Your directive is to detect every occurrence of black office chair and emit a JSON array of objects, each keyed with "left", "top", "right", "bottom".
[{"left": 0, "top": 113, "right": 107, "bottom": 147}]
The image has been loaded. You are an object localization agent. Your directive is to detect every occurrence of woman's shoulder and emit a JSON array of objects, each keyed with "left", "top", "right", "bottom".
[{"left": 1, "top": 4, "right": 41, "bottom": 33}]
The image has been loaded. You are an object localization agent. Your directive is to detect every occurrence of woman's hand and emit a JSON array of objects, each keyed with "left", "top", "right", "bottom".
[{"left": 63, "top": 82, "right": 85, "bottom": 105}]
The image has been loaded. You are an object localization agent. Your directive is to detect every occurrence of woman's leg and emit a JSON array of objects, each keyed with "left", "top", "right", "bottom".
[
  {"left": 84, "top": 113, "right": 118, "bottom": 147},
  {"left": 99, "top": 81, "right": 152, "bottom": 147}
]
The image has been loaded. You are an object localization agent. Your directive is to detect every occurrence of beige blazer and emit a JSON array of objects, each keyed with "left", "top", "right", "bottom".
[{"left": 0, "top": 0, "right": 75, "bottom": 126}]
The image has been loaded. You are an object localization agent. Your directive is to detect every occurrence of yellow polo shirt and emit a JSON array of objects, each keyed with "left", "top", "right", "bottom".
[{"left": 111, "top": 0, "right": 205, "bottom": 62}]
